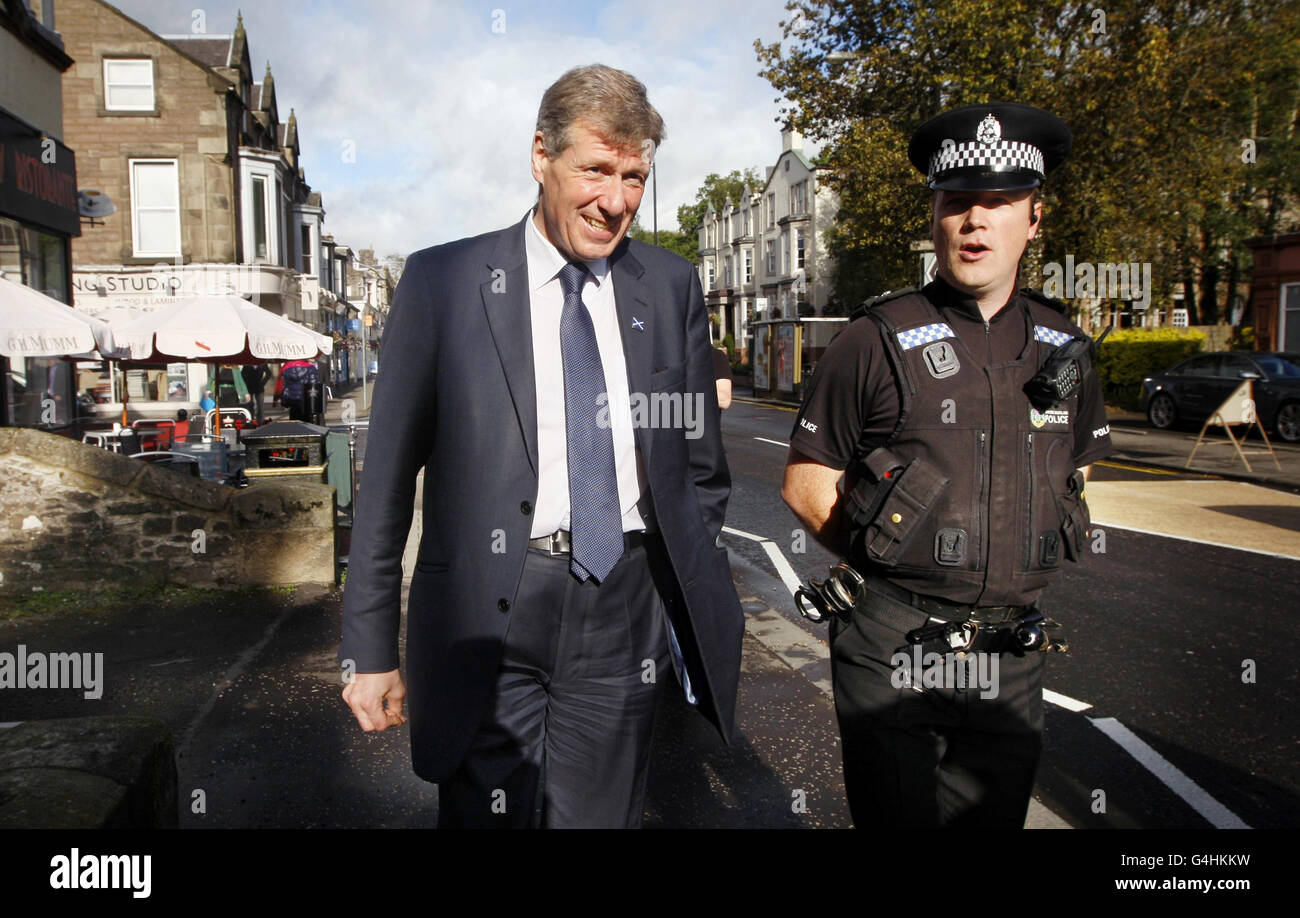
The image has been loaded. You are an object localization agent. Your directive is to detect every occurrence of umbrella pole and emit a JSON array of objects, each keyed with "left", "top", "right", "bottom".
[{"left": 117, "top": 360, "right": 129, "bottom": 428}]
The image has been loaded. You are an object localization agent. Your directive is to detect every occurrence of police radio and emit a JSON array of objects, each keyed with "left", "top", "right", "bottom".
[{"left": 1025, "top": 324, "right": 1112, "bottom": 410}]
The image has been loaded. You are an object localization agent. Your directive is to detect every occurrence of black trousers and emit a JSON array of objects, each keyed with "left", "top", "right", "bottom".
[
  {"left": 437, "top": 537, "right": 671, "bottom": 828},
  {"left": 829, "top": 579, "right": 1045, "bottom": 829}
]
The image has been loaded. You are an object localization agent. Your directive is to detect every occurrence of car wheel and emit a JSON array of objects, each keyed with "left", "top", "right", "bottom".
[
  {"left": 1276, "top": 401, "right": 1300, "bottom": 443},
  {"left": 1147, "top": 393, "right": 1177, "bottom": 430}
]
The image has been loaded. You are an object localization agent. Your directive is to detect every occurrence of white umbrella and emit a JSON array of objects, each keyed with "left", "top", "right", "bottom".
[
  {"left": 112, "top": 294, "right": 331, "bottom": 431},
  {"left": 114, "top": 294, "right": 332, "bottom": 362},
  {"left": 0, "top": 273, "right": 127, "bottom": 359}
]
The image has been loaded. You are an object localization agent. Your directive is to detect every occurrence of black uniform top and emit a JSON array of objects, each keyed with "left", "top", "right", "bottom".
[{"left": 791, "top": 277, "right": 1113, "bottom": 472}]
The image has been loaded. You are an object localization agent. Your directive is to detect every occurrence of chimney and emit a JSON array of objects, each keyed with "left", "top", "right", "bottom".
[{"left": 781, "top": 125, "right": 803, "bottom": 153}]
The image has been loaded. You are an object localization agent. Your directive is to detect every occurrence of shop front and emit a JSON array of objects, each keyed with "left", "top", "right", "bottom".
[{"left": 0, "top": 106, "right": 80, "bottom": 431}]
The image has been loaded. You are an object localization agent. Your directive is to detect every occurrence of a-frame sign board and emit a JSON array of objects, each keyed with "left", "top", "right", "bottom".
[{"left": 1185, "top": 379, "right": 1281, "bottom": 473}]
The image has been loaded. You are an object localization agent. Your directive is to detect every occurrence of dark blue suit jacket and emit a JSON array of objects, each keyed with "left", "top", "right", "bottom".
[{"left": 339, "top": 214, "right": 745, "bottom": 782}]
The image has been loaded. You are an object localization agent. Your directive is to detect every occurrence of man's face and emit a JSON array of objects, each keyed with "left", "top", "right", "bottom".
[
  {"left": 531, "top": 119, "right": 649, "bottom": 263},
  {"left": 930, "top": 188, "right": 1041, "bottom": 298}
]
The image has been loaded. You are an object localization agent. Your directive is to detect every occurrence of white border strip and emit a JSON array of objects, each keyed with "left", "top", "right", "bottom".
[
  {"left": 1043, "top": 689, "right": 1093, "bottom": 712},
  {"left": 753, "top": 437, "right": 789, "bottom": 448},
  {"left": 1092, "top": 520, "right": 1300, "bottom": 561},
  {"left": 721, "top": 525, "right": 769, "bottom": 543},
  {"left": 1089, "top": 716, "right": 1250, "bottom": 829},
  {"left": 760, "top": 541, "right": 804, "bottom": 596}
]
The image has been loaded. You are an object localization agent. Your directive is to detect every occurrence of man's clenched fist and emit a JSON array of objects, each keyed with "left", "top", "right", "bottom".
[{"left": 343, "top": 669, "right": 407, "bottom": 732}]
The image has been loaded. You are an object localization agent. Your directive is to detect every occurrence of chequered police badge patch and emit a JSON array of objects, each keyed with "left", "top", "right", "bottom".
[
  {"left": 897, "top": 323, "right": 955, "bottom": 351},
  {"left": 1034, "top": 325, "right": 1073, "bottom": 347}
]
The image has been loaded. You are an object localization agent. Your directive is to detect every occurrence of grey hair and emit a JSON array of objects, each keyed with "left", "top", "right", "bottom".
[{"left": 535, "top": 64, "right": 666, "bottom": 157}]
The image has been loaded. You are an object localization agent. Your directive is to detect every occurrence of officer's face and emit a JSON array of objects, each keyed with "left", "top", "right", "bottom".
[
  {"left": 531, "top": 120, "right": 649, "bottom": 263},
  {"left": 930, "top": 189, "right": 1041, "bottom": 298}
]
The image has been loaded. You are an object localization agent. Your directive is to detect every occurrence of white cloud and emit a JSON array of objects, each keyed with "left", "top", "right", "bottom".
[{"left": 108, "top": 0, "right": 802, "bottom": 258}]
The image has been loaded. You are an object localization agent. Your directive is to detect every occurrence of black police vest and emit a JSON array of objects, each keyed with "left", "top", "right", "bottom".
[{"left": 846, "top": 288, "right": 1091, "bottom": 607}]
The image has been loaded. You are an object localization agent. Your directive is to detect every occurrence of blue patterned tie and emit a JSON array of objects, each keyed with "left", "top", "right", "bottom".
[{"left": 558, "top": 262, "right": 624, "bottom": 582}]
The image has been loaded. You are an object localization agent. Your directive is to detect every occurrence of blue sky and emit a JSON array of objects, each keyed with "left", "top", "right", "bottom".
[{"left": 108, "top": 0, "right": 804, "bottom": 259}]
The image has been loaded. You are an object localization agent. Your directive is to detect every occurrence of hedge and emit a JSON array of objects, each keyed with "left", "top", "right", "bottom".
[{"left": 1096, "top": 327, "right": 1206, "bottom": 410}]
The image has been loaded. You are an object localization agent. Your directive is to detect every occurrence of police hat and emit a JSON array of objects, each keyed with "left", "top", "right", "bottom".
[{"left": 908, "top": 102, "right": 1071, "bottom": 191}]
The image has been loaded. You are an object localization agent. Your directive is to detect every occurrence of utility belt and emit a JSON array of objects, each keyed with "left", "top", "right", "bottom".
[{"left": 794, "top": 562, "right": 1068, "bottom": 655}]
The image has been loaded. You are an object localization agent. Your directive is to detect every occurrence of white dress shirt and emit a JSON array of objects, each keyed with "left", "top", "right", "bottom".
[{"left": 525, "top": 211, "right": 653, "bottom": 539}]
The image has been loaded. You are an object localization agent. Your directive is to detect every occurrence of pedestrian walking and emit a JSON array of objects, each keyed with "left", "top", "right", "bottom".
[{"left": 783, "top": 103, "right": 1114, "bottom": 828}]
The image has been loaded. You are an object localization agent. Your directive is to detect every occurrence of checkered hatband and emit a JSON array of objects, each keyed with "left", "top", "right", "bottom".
[
  {"left": 928, "top": 139, "right": 1045, "bottom": 183},
  {"left": 897, "top": 323, "right": 956, "bottom": 351}
]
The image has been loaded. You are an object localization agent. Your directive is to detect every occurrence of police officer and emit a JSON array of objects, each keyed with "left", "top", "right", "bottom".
[{"left": 782, "top": 103, "right": 1114, "bottom": 828}]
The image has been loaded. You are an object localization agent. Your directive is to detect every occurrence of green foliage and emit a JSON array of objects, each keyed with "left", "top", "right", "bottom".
[
  {"left": 1097, "top": 328, "right": 1207, "bottom": 409},
  {"left": 1228, "top": 325, "right": 1255, "bottom": 350},
  {"left": 723, "top": 333, "right": 735, "bottom": 357},
  {"left": 628, "top": 220, "right": 700, "bottom": 264},
  {"left": 755, "top": 0, "right": 1300, "bottom": 313},
  {"left": 676, "top": 169, "right": 764, "bottom": 240}
]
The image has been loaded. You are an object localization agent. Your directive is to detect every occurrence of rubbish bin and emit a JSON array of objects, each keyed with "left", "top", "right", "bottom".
[{"left": 239, "top": 419, "right": 329, "bottom": 484}]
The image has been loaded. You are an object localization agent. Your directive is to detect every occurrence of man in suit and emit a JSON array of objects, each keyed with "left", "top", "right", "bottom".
[{"left": 339, "top": 64, "right": 745, "bottom": 828}]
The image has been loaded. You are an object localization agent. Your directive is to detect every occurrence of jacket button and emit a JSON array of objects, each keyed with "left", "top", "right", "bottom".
[
  {"left": 891, "top": 512, "right": 903, "bottom": 523},
  {"left": 520, "top": 501, "right": 532, "bottom": 515},
  {"left": 498, "top": 598, "right": 510, "bottom": 613}
]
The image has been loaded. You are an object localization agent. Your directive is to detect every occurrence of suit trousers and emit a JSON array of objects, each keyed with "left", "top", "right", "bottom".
[
  {"left": 829, "top": 579, "right": 1045, "bottom": 829},
  {"left": 436, "top": 536, "right": 671, "bottom": 828}
]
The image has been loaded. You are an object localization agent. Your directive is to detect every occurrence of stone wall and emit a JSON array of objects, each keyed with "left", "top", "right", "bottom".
[{"left": 0, "top": 428, "right": 335, "bottom": 595}]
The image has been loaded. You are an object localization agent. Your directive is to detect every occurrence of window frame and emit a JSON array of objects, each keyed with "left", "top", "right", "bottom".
[
  {"left": 103, "top": 57, "right": 156, "bottom": 112},
  {"left": 128, "top": 158, "right": 182, "bottom": 259}
]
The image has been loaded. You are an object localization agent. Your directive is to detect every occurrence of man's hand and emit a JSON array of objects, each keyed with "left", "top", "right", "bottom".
[{"left": 342, "top": 669, "right": 407, "bottom": 732}]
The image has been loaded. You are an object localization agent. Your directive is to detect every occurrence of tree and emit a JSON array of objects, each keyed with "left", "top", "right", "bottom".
[
  {"left": 755, "top": 0, "right": 1300, "bottom": 319},
  {"left": 676, "top": 169, "right": 764, "bottom": 240},
  {"left": 627, "top": 219, "right": 699, "bottom": 263}
]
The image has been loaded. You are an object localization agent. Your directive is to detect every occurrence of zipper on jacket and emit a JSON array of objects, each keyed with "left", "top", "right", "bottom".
[
  {"left": 975, "top": 430, "right": 988, "bottom": 573},
  {"left": 1025, "top": 432, "right": 1036, "bottom": 568}
]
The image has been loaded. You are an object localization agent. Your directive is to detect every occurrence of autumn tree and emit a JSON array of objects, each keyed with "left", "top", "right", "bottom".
[{"left": 755, "top": 0, "right": 1300, "bottom": 321}]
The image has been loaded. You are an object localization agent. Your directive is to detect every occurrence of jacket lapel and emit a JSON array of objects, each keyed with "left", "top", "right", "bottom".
[
  {"left": 610, "top": 242, "right": 655, "bottom": 462},
  {"left": 481, "top": 215, "right": 539, "bottom": 476}
]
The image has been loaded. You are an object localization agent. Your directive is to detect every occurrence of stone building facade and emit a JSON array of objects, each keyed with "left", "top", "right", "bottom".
[
  {"left": 697, "top": 128, "right": 838, "bottom": 360},
  {"left": 56, "top": 0, "right": 338, "bottom": 420}
]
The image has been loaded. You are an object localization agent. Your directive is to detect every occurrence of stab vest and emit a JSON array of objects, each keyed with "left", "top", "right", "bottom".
[{"left": 845, "top": 287, "right": 1092, "bottom": 607}]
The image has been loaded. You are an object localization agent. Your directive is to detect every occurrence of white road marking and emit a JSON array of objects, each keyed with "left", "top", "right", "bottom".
[
  {"left": 721, "top": 525, "right": 769, "bottom": 542},
  {"left": 1089, "top": 717, "right": 1251, "bottom": 829},
  {"left": 1091, "top": 520, "right": 1300, "bottom": 561},
  {"left": 753, "top": 437, "right": 789, "bottom": 448},
  {"left": 761, "top": 541, "right": 804, "bottom": 596},
  {"left": 1043, "top": 689, "right": 1093, "bottom": 712}
]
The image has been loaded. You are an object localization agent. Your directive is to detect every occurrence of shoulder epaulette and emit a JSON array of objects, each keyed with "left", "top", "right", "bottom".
[
  {"left": 1019, "top": 287, "right": 1068, "bottom": 315},
  {"left": 850, "top": 287, "right": 918, "bottom": 322}
]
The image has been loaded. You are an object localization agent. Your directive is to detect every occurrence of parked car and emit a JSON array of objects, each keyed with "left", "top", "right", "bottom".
[{"left": 1141, "top": 351, "right": 1300, "bottom": 442}]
